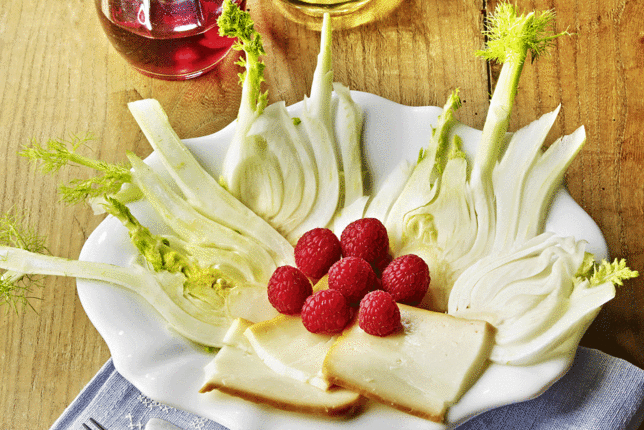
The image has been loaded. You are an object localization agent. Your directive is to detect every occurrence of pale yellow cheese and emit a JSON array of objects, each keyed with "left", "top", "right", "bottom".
[
  {"left": 200, "top": 318, "right": 363, "bottom": 416},
  {"left": 322, "top": 304, "right": 494, "bottom": 422},
  {"left": 245, "top": 314, "right": 337, "bottom": 390}
]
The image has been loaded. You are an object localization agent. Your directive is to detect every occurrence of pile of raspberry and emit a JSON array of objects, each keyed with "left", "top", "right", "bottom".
[{"left": 266, "top": 218, "right": 431, "bottom": 337}]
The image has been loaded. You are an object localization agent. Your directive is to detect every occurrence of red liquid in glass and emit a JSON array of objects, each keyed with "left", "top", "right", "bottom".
[{"left": 95, "top": 0, "right": 245, "bottom": 80}]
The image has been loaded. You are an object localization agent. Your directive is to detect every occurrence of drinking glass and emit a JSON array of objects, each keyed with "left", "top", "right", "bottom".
[
  {"left": 273, "top": 0, "right": 403, "bottom": 30},
  {"left": 95, "top": 0, "right": 245, "bottom": 80}
]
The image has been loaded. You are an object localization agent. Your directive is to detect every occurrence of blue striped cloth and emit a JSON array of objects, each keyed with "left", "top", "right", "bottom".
[{"left": 51, "top": 347, "right": 644, "bottom": 430}]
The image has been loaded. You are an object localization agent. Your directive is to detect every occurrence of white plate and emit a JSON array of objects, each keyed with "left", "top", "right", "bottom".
[{"left": 77, "top": 91, "right": 608, "bottom": 430}]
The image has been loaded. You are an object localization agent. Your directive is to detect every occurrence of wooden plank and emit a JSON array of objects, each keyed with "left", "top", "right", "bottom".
[{"left": 0, "top": 0, "right": 114, "bottom": 428}]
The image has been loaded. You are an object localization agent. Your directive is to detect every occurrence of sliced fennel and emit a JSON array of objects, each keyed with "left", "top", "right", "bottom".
[
  {"left": 400, "top": 155, "right": 476, "bottom": 311},
  {"left": 447, "top": 233, "right": 631, "bottom": 365},
  {"left": 333, "top": 82, "right": 364, "bottom": 207},
  {"left": 386, "top": 91, "right": 462, "bottom": 253},
  {"left": 246, "top": 101, "right": 311, "bottom": 234},
  {"left": 218, "top": 0, "right": 283, "bottom": 219},
  {"left": 19, "top": 121, "right": 282, "bottom": 324},
  {"left": 0, "top": 245, "right": 229, "bottom": 346},
  {"left": 490, "top": 106, "right": 561, "bottom": 252},
  {"left": 510, "top": 126, "right": 586, "bottom": 244},
  {"left": 329, "top": 82, "right": 366, "bottom": 235},
  {"left": 0, "top": 200, "right": 276, "bottom": 347},
  {"left": 459, "top": 5, "right": 571, "bottom": 268},
  {"left": 127, "top": 153, "right": 277, "bottom": 284},
  {"left": 219, "top": 9, "right": 365, "bottom": 243},
  {"left": 492, "top": 107, "right": 586, "bottom": 251},
  {"left": 127, "top": 99, "right": 295, "bottom": 268},
  {"left": 363, "top": 159, "right": 413, "bottom": 223},
  {"left": 283, "top": 13, "right": 340, "bottom": 239}
]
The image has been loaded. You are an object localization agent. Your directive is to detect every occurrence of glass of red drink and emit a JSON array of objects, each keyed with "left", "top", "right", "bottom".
[{"left": 95, "top": 0, "right": 245, "bottom": 80}]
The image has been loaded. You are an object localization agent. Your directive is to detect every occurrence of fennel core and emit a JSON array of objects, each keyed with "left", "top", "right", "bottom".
[{"left": 103, "top": 197, "right": 235, "bottom": 302}]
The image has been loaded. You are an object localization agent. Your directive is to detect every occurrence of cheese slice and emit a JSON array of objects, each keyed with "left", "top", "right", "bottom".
[
  {"left": 245, "top": 314, "right": 337, "bottom": 390},
  {"left": 200, "top": 318, "right": 363, "bottom": 416},
  {"left": 322, "top": 305, "right": 494, "bottom": 422}
]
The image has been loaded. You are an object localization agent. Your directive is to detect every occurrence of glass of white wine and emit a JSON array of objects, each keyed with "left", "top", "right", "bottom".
[{"left": 273, "top": 0, "right": 404, "bottom": 31}]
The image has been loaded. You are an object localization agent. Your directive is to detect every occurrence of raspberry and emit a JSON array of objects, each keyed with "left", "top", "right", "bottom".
[
  {"left": 340, "top": 218, "right": 390, "bottom": 266},
  {"left": 381, "top": 254, "right": 430, "bottom": 306},
  {"left": 294, "top": 228, "right": 342, "bottom": 280},
  {"left": 267, "top": 266, "right": 313, "bottom": 314},
  {"left": 358, "top": 290, "right": 401, "bottom": 336},
  {"left": 301, "top": 289, "right": 351, "bottom": 334},
  {"left": 328, "top": 256, "right": 376, "bottom": 305}
]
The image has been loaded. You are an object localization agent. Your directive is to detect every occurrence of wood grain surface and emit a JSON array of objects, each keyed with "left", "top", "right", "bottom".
[{"left": 1, "top": 0, "right": 642, "bottom": 428}]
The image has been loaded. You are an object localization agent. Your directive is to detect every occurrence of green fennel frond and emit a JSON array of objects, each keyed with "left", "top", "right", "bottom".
[
  {"left": 218, "top": 0, "right": 265, "bottom": 58},
  {"left": 0, "top": 211, "right": 48, "bottom": 253},
  {"left": 218, "top": 0, "right": 268, "bottom": 114},
  {"left": 20, "top": 134, "right": 91, "bottom": 174},
  {"left": 59, "top": 175, "right": 129, "bottom": 206},
  {"left": 477, "top": 3, "right": 569, "bottom": 64},
  {"left": 589, "top": 258, "right": 639, "bottom": 287},
  {"left": 0, "top": 271, "right": 43, "bottom": 313},
  {"left": 20, "top": 136, "right": 132, "bottom": 206},
  {"left": 0, "top": 211, "right": 48, "bottom": 313}
]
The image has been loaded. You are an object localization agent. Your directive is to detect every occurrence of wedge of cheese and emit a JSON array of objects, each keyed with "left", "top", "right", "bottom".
[
  {"left": 200, "top": 318, "right": 363, "bottom": 416},
  {"left": 322, "top": 305, "right": 494, "bottom": 422},
  {"left": 245, "top": 314, "right": 338, "bottom": 390}
]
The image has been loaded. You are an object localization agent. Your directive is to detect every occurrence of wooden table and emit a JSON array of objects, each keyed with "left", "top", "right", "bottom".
[{"left": 1, "top": 0, "right": 642, "bottom": 428}]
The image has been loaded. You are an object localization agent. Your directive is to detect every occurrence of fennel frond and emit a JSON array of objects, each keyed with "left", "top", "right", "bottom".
[
  {"left": 0, "top": 211, "right": 48, "bottom": 312},
  {"left": 20, "top": 136, "right": 132, "bottom": 205}
]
